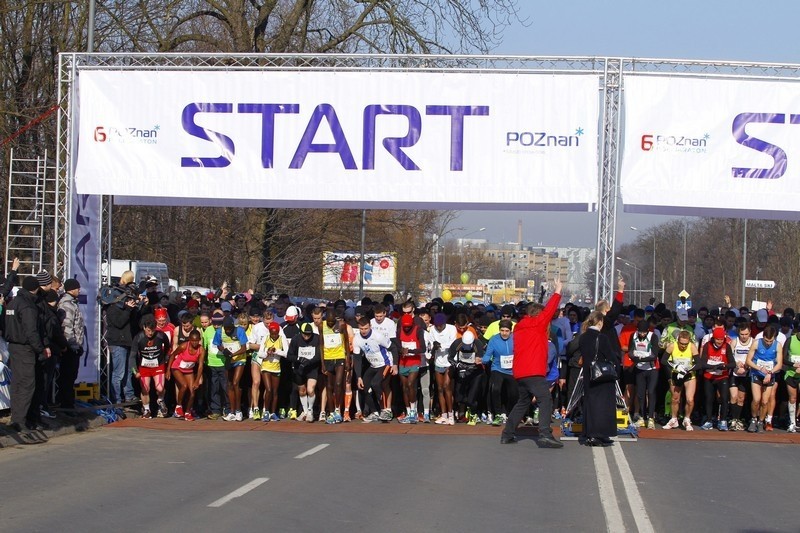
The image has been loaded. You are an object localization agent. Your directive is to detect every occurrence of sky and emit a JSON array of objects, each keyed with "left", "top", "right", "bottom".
[{"left": 452, "top": 0, "right": 800, "bottom": 247}]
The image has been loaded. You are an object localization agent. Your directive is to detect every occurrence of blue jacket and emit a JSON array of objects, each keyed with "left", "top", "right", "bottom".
[{"left": 482, "top": 333, "right": 514, "bottom": 375}]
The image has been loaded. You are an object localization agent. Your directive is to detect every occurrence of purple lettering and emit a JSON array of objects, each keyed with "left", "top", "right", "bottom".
[
  {"left": 362, "top": 105, "right": 421, "bottom": 170},
  {"left": 180, "top": 103, "right": 235, "bottom": 168},
  {"left": 426, "top": 105, "right": 489, "bottom": 171}
]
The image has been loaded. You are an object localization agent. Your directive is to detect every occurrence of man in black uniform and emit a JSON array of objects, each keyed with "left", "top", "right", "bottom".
[{"left": 5, "top": 276, "right": 50, "bottom": 443}]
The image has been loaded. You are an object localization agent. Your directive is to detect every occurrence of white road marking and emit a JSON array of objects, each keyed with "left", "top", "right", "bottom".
[
  {"left": 294, "top": 443, "right": 329, "bottom": 459},
  {"left": 207, "top": 478, "right": 269, "bottom": 508},
  {"left": 611, "top": 444, "right": 655, "bottom": 533},
  {"left": 592, "top": 447, "right": 625, "bottom": 533}
]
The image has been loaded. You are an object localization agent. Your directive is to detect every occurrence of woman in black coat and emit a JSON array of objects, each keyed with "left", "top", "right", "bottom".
[{"left": 579, "top": 311, "right": 620, "bottom": 446}]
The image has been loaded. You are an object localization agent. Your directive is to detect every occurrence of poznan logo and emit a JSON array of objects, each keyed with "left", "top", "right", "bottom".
[
  {"left": 93, "top": 124, "right": 160, "bottom": 144},
  {"left": 640, "top": 133, "right": 709, "bottom": 153},
  {"left": 506, "top": 127, "right": 585, "bottom": 149}
]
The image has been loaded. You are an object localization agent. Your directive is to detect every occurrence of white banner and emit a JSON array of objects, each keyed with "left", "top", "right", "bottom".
[
  {"left": 69, "top": 193, "right": 102, "bottom": 384},
  {"left": 75, "top": 71, "right": 599, "bottom": 210},
  {"left": 621, "top": 75, "right": 800, "bottom": 218}
]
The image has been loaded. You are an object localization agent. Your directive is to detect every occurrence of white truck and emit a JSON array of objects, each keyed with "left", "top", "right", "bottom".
[{"left": 101, "top": 259, "right": 171, "bottom": 293}]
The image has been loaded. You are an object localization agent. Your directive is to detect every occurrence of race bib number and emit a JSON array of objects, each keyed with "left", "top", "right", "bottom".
[
  {"left": 141, "top": 357, "right": 159, "bottom": 368},
  {"left": 324, "top": 333, "right": 342, "bottom": 348},
  {"left": 756, "top": 359, "right": 774, "bottom": 371},
  {"left": 208, "top": 343, "right": 219, "bottom": 356},
  {"left": 366, "top": 352, "right": 384, "bottom": 367},
  {"left": 298, "top": 346, "right": 315, "bottom": 360},
  {"left": 500, "top": 355, "right": 513, "bottom": 369},
  {"left": 179, "top": 359, "right": 195, "bottom": 370},
  {"left": 790, "top": 355, "right": 800, "bottom": 364},
  {"left": 636, "top": 361, "right": 655, "bottom": 371},
  {"left": 223, "top": 341, "right": 241, "bottom": 353},
  {"left": 460, "top": 353, "right": 475, "bottom": 364},
  {"left": 673, "top": 358, "right": 691, "bottom": 368},
  {"left": 402, "top": 341, "right": 416, "bottom": 351}
]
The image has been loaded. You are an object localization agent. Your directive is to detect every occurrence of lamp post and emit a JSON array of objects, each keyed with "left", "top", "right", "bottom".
[
  {"left": 631, "top": 226, "right": 656, "bottom": 301},
  {"left": 616, "top": 256, "right": 641, "bottom": 307}
]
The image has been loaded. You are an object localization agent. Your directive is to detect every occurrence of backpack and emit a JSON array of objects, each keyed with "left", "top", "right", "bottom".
[{"left": 97, "top": 285, "right": 127, "bottom": 307}]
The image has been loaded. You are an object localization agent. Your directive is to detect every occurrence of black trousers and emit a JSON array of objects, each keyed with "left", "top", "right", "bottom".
[
  {"left": 9, "top": 344, "right": 37, "bottom": 426},
  {"left": 363, "top": 366, "right": 386, "bottom": 414},
  {"left": 490, "top": 371, "right": 518, "bottom": 415},
  {"left": 502, "top": 376, "right": 553, "bottom": 439},
  {"left": 57, "top": 350, "right": 80, "bottom": 408}
]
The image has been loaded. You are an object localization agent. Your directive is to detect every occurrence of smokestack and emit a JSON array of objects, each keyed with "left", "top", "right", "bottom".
[{"left": 518, "top": 219, "right": 523, "bottom": 250}]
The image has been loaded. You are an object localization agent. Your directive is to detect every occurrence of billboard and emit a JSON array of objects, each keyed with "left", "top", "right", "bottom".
[
  {"left": 322, "top": 252, "right": 396, "bottom": 292},
  {"left": 75, "top": 70, "right": 600, "bottom": 210},
  {"left": 621, "top": 75, "right": 800, "bottom": 218}
]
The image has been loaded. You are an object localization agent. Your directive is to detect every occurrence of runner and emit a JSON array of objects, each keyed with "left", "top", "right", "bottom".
[
  {"left": 482, "top": 319, "right": 516, "bottom": 426},
  {"left": 728, "top": 323, "right": 753, "bottom": 430},
  {"left": 260, "top": 321, "right": 287, "bottom": 422},
  {"left": 430, "top": 313, "right": 457, "bottom": 425},
  {"left": 449, "top": 330, "right": 484, "bottom": 424},
  {"left": 321, "top": 309, "right": 349, "bottom": 424},
  {"left": 131, "top": 315, "right": 171, "bottom": 419},
  {"left": 167, "top": 329, "right": 205, "bottom": 421},
  {"left": 397, "top": 313, "right": 425, "bottom": 424},
  {"left": 628, "top": 319, "right": 658, "bottom": 429},
  {"left": 287, "top": 322, "right": 321, "bottom": 423},
  {"left": 352, "top": 316, "right": 397, "bottom": 423},
  {"left": 783, "top": 326, "right": 800, "bottom": 433},
  {"left": 661, "top": 330, "right": 698, "bottom": 431},
  {"left": 698, "top": 327, "right": 734, "bottom": 430},
  {"left": 214, "top": 316, "right": 249, "bottom": 421},
  {"left": 746, "top": 325, "right": 783, "bottom": 432},
  {"left": 417, "top": 308, "right": 434, "bottom": 422}
]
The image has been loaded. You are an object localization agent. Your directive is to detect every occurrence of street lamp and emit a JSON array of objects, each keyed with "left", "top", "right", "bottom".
[
  {"left": 630, "top": 226, "right": 656, "bottom": 302},
  {"left": 616, "top": 256, "right": 641, "bottom": 307}
]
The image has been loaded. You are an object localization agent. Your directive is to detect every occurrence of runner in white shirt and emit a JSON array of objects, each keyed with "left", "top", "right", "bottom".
[
  {"left": 728, "top": 324, "right": 753, "bottom": 431},
  {"left": 353, "top": 317, "right": 397, "bottom": 422},
  {"left": 429, "top": 313, "right": 458, "bottom": 425}
]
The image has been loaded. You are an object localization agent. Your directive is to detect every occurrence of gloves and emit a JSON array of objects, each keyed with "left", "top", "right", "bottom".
[{"left": 223, "top": 348, "right": 233, "bottom": 358}]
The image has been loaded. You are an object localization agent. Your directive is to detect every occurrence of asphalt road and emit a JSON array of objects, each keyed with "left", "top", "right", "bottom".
[{"left": 0, "top": 428, "right": 796, "bottom": 532}]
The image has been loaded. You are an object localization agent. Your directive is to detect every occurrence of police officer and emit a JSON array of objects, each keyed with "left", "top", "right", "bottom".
[{"left": 5, "top": 276, "right": 50, "bottom": 442}]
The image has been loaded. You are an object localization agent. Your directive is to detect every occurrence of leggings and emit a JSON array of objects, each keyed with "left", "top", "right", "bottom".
[
  {"left": 634, "top": 369, "right": 658, "bottom": 419},
  {"left": 363, "top": 366, "right": 386, "bottom": 414},
  {"left": 455, "top": 369, "right": 484, "bottom": 412},
  {"left": 704, "top": 378, "right": 729, "bottom": 421},
  {"left": 490, "top": 371, "right": 518, "bottom": 415},
  {"left": 418, "top": 366, "right": 431, "bottom": 411}
]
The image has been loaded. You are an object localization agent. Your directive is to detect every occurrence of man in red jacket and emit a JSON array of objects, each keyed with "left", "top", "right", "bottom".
[{"left": 501, "top": 277, "right": 563, "bottom": 448}]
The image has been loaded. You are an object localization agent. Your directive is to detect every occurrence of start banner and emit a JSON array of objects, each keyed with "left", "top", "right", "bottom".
[
  {"left": 621, "top": 75, "right": 800, "bottom": 218},
  {"left": 75, "top": 70, "right": 599, "bottom": 210}
]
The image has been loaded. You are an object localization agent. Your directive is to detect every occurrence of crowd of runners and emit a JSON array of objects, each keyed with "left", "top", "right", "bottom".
[{"left": 101, "top": 274, "right": 799, "bottom": 435}]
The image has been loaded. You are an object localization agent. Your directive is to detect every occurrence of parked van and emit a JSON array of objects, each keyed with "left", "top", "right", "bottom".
[{"left": 101, "top": 259, "right": 170, "bottom": 293}]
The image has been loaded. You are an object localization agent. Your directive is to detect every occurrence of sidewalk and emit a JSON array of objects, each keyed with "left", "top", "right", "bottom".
[{"left": 0, "top": 407, "right": 110, "bottom": 448}]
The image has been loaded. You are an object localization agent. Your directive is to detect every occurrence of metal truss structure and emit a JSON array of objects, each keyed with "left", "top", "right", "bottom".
[{"left": 49, "top": 52, "right": 800, "bottom": 330}]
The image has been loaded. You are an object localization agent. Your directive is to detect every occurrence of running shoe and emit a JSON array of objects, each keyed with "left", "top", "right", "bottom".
[
  {"left": 355, "top": 411, "right": 364, "bottom": 421},
  {"left": 333, "top": 412, "right": 343, "bottom": 424},
  {"left": 435, "top": 415, "right": 449, "bottom": 425},
  {"left": 522, "top": 416, "right": 535, "bottom": 427},
  {"left": 718, "top": 420, "right": 728, "bottom": 431},
  {"left": 235, "top": 411, "right": 243, "bottom": 422},
  {"left": 663, "top": 418, "right": 679, "bottom": 429},
  {"left": 40, "top": 408, "right": 56, "bottom": 419},
  {"left": 288, "top": 409, "right": 298, "bottom": 420},
  {"left": 174, "top": 405, "right": 185, "bottom": 419},
  {"left": 279, "top": 408, "right": 287, "bottom": 419},
  {"left": 362, "top": 412, "right": 380, "bottom": 423},
  {"left": 492, "top": 415, "right": 504, "bottom": 426},
  {"left": 635, "top": 416, "right": 645, "bottom": 428},
  {"left": 379, "top": 409, "right": 393, "bottom": 422},
  {"left": 467, "top": 414, "right": 478, "bottom": 426},
  {"left": 447, "top": 414, "right": 455, "bottom": 426},
  {"left": 647, "top": 419, "right": 655, "bottom": 430},
  {"left": 223, "top": 412, "right": 237, "bottom": 421},
  {"left": 184, "top": 411, "right": 195, "bottom": 421},
  {"left": 326, "top": 414, "right": 336, "bottom": 424},
  {"left": 423, "top": 412, "right": 431, "bottom": 423},
  {"left": 207, "top": 413, "right": 221, "bottom": 420},
  {"left": 481, "top": 413, "right": 490, "bottom": 425},
  {"left": 270, "top": 413, "right": 280, "bottom": 422},
  {"left": 747, "top": 418, "right": 758, "bottom": 433},
  {"left": 533, "top": 408, "right": 540, "bottom": 425},
  {"left": 399, "top": 413, "right": 415, "bottom": 424},
  {"left": 262, "top": 412, "right": 270, "bottom": 423},
  {"left": 141, "top": 409, "right": 153, "bottom": 419},
  {"left": 701, "top": 421, "right": 713, "bottom": 430},
  {"left": 319, "top": 411, "right": 326, "bottom": 422},
  {"left": 756, "top": 420, "right": 764, "bottom": 433},
  {"left": 252, "top": 407, "right": 262, "bottom": 421},
  {"left": 157, "top": 401, "right": 168, "bottom": 418},
  {"left": 765, "top": 421, "right": 774, "bottom": 431},
  {"left": 683, "top": 417, "right": 693, "bottom": 431},
  {"left": 296, "top": 411, "right": 306, "bottom": 422},
  {"left": 307, "top": 411, "right": 315, "bottom": 423},
  {"left": 789, "top": 423, "right": 797, "bottom": 433},
  {"left": 343, "top": 411, "right": 351, "bottom": 422},
  {"left": 397, "top": 413, "right": 407, "bottom": 422}
]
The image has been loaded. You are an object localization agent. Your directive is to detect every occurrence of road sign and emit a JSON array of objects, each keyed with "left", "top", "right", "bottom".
[{"left": 745, "top": 280, "right": 775, "bottom": 289}]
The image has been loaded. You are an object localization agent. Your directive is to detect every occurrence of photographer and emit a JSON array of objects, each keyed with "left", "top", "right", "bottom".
[{"left": 105, "top": 271, "right": 142, "bottom": 405}]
